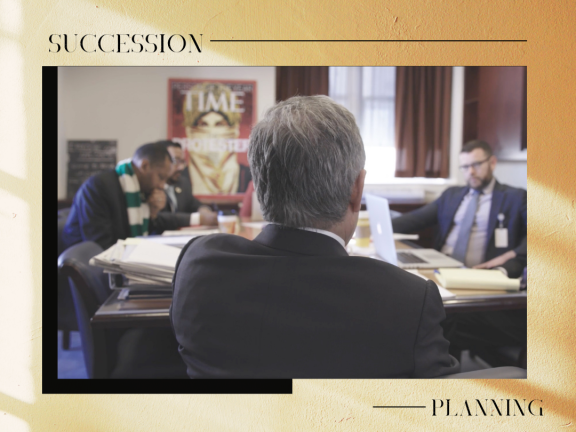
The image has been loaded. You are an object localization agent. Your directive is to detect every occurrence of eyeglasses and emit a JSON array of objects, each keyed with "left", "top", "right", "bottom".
[
  {"left": 459, "top": 157, "right": 490, "bottom": 172},
  {"left": 172, "top": 158, "right": 187, "bottom": 168}
]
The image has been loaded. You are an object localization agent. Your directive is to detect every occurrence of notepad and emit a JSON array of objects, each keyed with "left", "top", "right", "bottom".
[
  {"left": 404, "top": 270, "right": 456, "bottom": 299},
  {"left": 435, "top": 268, "right": 521, "bottom": 291}
]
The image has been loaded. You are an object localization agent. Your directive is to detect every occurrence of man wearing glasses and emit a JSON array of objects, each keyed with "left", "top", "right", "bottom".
[
  {"left": 161, "top": 141, "right": 218, "bottom": 226},
  {"left": 392, "top": 139, "right": 526, "bottom": 278},
  {"left": 392, "top": 140, "right": 527, "bottom": 367}
]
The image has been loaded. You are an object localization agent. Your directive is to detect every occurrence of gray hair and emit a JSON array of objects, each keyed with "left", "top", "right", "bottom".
[{"left": 248, "top": 95, "right": 365, "bottom": 229}]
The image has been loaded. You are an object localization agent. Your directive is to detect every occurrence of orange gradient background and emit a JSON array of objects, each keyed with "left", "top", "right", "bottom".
[{"left": 1, "top": 0, "right": 574, "bottom": 430}]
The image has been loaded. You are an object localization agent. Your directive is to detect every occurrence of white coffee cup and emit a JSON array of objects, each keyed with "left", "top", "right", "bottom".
[{"left": 218, "top": 214, "right": 238, "bottom": 234}]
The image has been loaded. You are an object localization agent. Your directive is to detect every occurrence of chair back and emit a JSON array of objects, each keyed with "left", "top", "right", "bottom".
[
  {"left": 57, "top": 208, "right": 71, "bottom": 257},
  {"left": 58, "top": 241, "right": 110, "bottom": 378},
  {"left": 57, "top": 208, "right": 78, "bottom": 334},
  {"left": 439, "top": 366, "right": 527, "bottom": 379}
]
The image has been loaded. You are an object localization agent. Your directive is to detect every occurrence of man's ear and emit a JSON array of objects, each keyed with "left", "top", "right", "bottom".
[
  {"left": 140, "top": 159, "right": 150, "bottom": 172},
  {"left": 351, "top": 169, "right": 366, "bottom": 213},
  {"left": 489, "top": 155, "right": 497, "bottom": 170}
]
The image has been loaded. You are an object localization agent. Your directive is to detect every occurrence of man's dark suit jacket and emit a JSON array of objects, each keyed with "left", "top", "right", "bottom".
[
  {"left": 170, "top": 224, "right": 459, "bottom": 378},
  {"left": 392, "top": 181, "right": 527, "bottom": 277},
  {"left": 161, "top": 169, "right": 203, "bottom": 214},
  {"left": 62, "top": 170, "right": 191, "bottom": 250}
]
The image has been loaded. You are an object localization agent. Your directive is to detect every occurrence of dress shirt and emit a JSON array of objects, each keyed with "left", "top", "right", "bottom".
[
  {"left": 441, "top": 177, "right": 496, "bottom": 267},
  {"left": 270, "top": 223, "right": 346, "bottom": 250},
  {"left": 298, "top": 226, "right": 346, "bottom": 250},
  {"left": 164, "top": 184, "right": 201, "bottom": 226},
  {"left": 165, "top": 184, "right": 178, "bottom": 212}
]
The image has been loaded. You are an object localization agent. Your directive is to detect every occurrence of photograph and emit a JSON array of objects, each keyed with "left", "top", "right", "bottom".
[{"left": 54, "top": 66, "right": 526, "bottom": 382}]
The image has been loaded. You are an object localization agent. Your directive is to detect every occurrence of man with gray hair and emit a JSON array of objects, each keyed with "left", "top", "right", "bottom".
[{"left": 170, "top": 95, "right": 459, "bottom": 378}]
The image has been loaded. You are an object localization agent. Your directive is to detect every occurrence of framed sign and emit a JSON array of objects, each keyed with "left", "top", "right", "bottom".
[
  {"left": 168, "top": 79, "right": 257, "bottom": 198},
  {"left": 67, "top": 140, "right": 117, "bottom": 199}
]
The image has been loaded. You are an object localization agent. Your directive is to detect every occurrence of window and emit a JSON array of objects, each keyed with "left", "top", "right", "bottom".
[{"left": 329, "top": 67, "right": 396, "bottom": 183}]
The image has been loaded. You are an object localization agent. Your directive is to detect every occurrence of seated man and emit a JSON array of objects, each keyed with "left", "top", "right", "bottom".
[
  {"left": 392, "top": 140, "right": 527, "bottom": 365},
  {"left": 392, "top": 140, "right": 527, "bottom": 278},
  {"left": 62, "top": 142, "right": 192, "bottom": 250},
  {"left": 170, "top": 95, "right": 459, "bottom": 378},
  {"left": 160, "top": 140, "right": 218, "bottom": 226}
]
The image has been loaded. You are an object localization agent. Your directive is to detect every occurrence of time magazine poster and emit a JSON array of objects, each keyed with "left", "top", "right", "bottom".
[{"left": 168, "top": 79, "right": 256, "bottom": 197}]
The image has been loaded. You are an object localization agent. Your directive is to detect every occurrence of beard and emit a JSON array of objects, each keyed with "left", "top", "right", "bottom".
[
  {"left": 468, "top": 173, "right": 493, "bottom": 191},
  {"left": 167, "top": 172, "right": 181, "bottom": 185}
]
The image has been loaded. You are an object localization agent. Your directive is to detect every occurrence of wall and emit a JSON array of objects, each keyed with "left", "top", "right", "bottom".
[
  {"left": 494, "top": 160, "right": 528, "bottom": 189},
  {"left": 58, "top": 66, "right": 526, "bottom": 200},
  {"left": 57, "top": 67, "right": 276, "bottom": 199}
]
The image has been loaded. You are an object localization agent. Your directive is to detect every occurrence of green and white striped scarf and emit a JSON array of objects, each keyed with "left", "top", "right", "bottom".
[{"left": 115, "top": 159, "right": 149, "bottom": 237}]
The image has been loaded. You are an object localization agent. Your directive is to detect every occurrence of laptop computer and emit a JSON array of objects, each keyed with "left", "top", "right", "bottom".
[{"left": 365, "top": 194, "right": 464, "bottom": 269}]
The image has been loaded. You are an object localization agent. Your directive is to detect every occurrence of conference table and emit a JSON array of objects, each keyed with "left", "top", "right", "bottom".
[{"left": 90, "top": 223, "right": 527, "bottom": 331}]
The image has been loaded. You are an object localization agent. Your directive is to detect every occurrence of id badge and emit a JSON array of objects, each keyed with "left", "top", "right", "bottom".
[{"left": 495, "top": 228, "right": 508, "bottom": 248}]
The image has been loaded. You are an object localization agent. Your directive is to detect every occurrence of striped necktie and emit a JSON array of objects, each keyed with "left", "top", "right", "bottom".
[{"left": 451, "top": 189, "right": 481, "bottom": 265}]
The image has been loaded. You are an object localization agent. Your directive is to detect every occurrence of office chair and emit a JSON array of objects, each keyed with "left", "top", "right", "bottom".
[
  {"left": 58, "top": 241, "right": 188, "bottom": 378},
  {"left": 57, "top": 208, "right": 77, "bottom": 349},
  {"left": 470, "top": 346, "right": 527, "bottom": 369}
]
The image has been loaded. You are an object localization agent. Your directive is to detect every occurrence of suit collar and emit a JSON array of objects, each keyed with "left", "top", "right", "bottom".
[
  {"left": 451, "top": 178, "right": 502, "bottom": 213},
  {"left": 254, "top": 224, "right": 349, "bottom": 257},
  {"left": 492, "top": 179, "right": 505, "bottom": 192},
  {"left": 482, "top": 177, "right": 497, "bottom": 195}
]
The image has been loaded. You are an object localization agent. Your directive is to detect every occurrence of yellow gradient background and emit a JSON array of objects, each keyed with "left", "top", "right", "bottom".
[{"left": 1, "top": 0, "right": 575, "bottom": 430}]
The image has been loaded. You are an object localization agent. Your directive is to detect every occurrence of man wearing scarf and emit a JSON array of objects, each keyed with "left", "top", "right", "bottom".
[{"left": 63, "top": 142, "right": 191, "bottom": 250}]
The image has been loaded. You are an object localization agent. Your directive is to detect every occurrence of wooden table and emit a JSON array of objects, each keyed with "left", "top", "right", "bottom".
[
  {"left": 92, "top": 286, "right": 526, "bottom": 329},
  {"left": 91, "top": 226, "right": 526, "bottom": 329}
]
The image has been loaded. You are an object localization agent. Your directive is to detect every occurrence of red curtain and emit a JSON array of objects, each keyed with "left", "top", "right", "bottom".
[
  {"left": 395, "top": 67, "right": 452, "bottom": 178},
  {"left": 276, "top": 67, "right": 329, "bottom": 101}
]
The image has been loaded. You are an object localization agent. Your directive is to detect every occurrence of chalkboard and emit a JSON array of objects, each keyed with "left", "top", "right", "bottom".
[{"left": 67, "top": 140, "right": 117, "bottom": 199}]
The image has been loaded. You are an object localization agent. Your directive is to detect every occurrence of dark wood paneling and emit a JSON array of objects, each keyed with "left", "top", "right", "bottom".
[
  {"left": 463, "top": 67, "right": 527, "bottom": 161},
  {"left": 463, "top": 100, "right": 479, "bottom": 143},
  {"left": 464, "top": 66, "right": 480, "bottom": 100},
  {"left": 521, "top": 67, "right": 527, "bottom": 150}
]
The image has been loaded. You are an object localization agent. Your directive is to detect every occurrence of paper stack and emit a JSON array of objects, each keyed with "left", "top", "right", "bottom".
[
  {"left": 89, "top": 239, "right": 182, "bottom": 286},
  {"left": 161, "top": 229, "right": 219, "bottom": 237},
  {"left": 435, "top": 268, "right": 521, "bottom": 291}
]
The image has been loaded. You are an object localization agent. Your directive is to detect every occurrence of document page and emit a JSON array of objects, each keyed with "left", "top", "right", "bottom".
[{"left": 123, "top": 242, "right": 181, "bottom": 269}]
